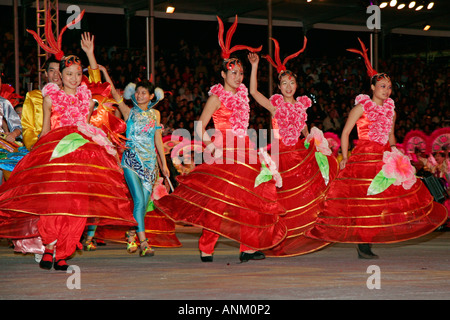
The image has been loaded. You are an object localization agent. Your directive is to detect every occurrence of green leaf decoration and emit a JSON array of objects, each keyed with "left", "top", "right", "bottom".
[
  {"left": 367, "top": 170, "right": 396, "bottom": 195},
  {"left": 315, "top": 152, "right": 330, "bottom": 185},
  {"left": 254, "top": 163, "right": 273, "bottom": 188},
  {"left": 146, "top": 200, "right": 155, "bottom": 212},
  {"left": 50, "top": 133, "right": 89, "bottom": 161},
  {"left": 304, "top": 140, "right": 310, "bottom": 149}
]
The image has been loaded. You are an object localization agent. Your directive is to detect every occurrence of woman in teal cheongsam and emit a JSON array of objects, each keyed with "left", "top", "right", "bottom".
[{"left": 116, "top": 80, "right": 170, "bottom": 256}]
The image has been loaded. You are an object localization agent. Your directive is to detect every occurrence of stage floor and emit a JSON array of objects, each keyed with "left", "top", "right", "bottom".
[{"left": 1, "top": 226, "right": 449, "bottom": 302}]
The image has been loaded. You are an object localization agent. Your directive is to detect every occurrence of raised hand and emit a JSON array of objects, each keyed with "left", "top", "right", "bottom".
[
  {"left": 81, "top": 32, "right": 95, "bottom": 55},
  {"left": 248, "top": 52, "right": 259, "bottom": 66},
  {"left": 81, "top": 32, "right": 98, "bottom": 70}
]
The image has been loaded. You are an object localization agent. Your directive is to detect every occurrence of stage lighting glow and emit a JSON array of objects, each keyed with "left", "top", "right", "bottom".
[{"left": 166, "top": 5, "right": 175, "bottom": 13}]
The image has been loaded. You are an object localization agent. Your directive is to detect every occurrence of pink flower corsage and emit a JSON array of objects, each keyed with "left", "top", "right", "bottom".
[
  {"left": 382, "top": 149, "right": 417, "bottom": 189},
  {"left": 77, "top": 122, "right": 117, "bottom": 156},
  {"left": 151, "top": 177, "right": 169, "bottom": 201},
  {"left": 305, "top": 127, "right": 332, "bottom": 156},
  {"left": 255, "top": 148, "right": 282, "bottom": 188},
  {"left": 367, "top": 148, "right": 417, "bottom": 195},
  {"left": 304, "top": 127, "right": 331, "bottom": 185}
]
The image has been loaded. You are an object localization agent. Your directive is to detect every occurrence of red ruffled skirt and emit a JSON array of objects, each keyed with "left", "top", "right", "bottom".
[
  {"left": 263, "top": 139, "right": 339, "bottom": 257},
  {"left": 154, "top": 135, "right": 287, "bottom": 250},
  {"left": 0, "top": 125, "right": 137, "bottom": 240},
  {"left": 93, "top": 209, "right": 182, "bottom": 248},
  {"left": 306, "top": 140, "right": 448, "bottom": 243}
]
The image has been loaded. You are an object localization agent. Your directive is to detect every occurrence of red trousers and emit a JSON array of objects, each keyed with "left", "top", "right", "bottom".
[
  {"left": 38, "top": 215, "right": 86, "bottom": 261},
  {"left": 198, "top": 229, "right": 253, "bottom": 254}
]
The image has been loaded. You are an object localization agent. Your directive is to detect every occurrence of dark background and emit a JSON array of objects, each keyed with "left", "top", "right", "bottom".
[{"left": 1, "top": 6, "right": 449, "bottom": 62}]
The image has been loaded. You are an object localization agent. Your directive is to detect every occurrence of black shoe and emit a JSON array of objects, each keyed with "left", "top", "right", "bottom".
[
  {"left": 54, "top": 259, "right": 70, "bottom": 271},
  {"left": 39, "top": 251, "right": 54, "bottom": 270},
  {"left": 357, "top": 244, "right": 379, "bottom": 259},
  {"left": 200, "top": 252, "right": 213, "bottom": 262},
  {"left": 200, "top": 255, "right": 213, "bottom": 262},
  {"left": 239, "top": 251, "right": 265, "bottom": 262}
]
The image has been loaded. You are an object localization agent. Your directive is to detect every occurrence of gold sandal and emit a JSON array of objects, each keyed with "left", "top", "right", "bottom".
[
  {"left": 126, "top": 231, "right": 138, "bottom": 254},
  {"left": 84, "top": 240, "right": 97, "bottom": 251},
  {"left": 139, "top": 239, "right": 155, "bottom": 257}
]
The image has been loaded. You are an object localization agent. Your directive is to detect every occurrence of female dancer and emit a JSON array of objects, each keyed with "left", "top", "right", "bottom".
[
  {"left": 306, "top": 39, "right": 447, "bottom": 258},
  {"left": 0, "top": 14, "right": 136, "bottom": 270},
  {"left": 248, "top": 38, "right": 339, "bottom": 257},
  {"left": 155, "top": 16, "right": 287, "bottom": 263},
  {"left": 109, "top": 79, "right": 171, "bottom": 257},
  {"left": 0, "top": 54, "right": 137, "bottom": 270}
]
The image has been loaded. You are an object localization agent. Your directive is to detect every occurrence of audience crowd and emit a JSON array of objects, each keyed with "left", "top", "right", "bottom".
[
  {"left": 1, "top": 27, "right": 449, "bottom": 225},
  {"left": 1, "top": 29, "right": 449, "bottom": 145}
]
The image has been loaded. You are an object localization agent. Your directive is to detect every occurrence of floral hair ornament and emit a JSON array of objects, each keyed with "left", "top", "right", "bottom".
[
  {"left": 27, "top": 9, "right": 85, "bottom": 61},
  {"left": 347, "top": 38, "right": 390, "bottom": 82},
  {"left": 217, "top": 15, "right": 262, "bottom": 70},
  {"left": 63, "top": 55, "right": 82, "bottom": 68},
  {"left": 263, "top": 36, "right": 307, "bottom": 79}
]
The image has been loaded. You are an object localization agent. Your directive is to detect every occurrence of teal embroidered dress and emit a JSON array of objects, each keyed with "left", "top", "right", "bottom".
[{"left": 121, "top": 106, "right": 161, "bottom": 192}]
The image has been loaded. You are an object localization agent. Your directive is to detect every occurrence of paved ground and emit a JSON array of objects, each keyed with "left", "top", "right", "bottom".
[{"left": 0, "top": 226, "right": 449, "bottom": 304}]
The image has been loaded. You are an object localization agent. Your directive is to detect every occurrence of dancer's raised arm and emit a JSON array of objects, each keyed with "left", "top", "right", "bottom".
[{"left": 248, "top": 52, "right": 275, "bottom": 116}]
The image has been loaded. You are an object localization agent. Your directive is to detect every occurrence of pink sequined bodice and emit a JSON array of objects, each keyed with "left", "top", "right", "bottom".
[{"left": 42, "top": 83, "right": 91, "bottom": 129}]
